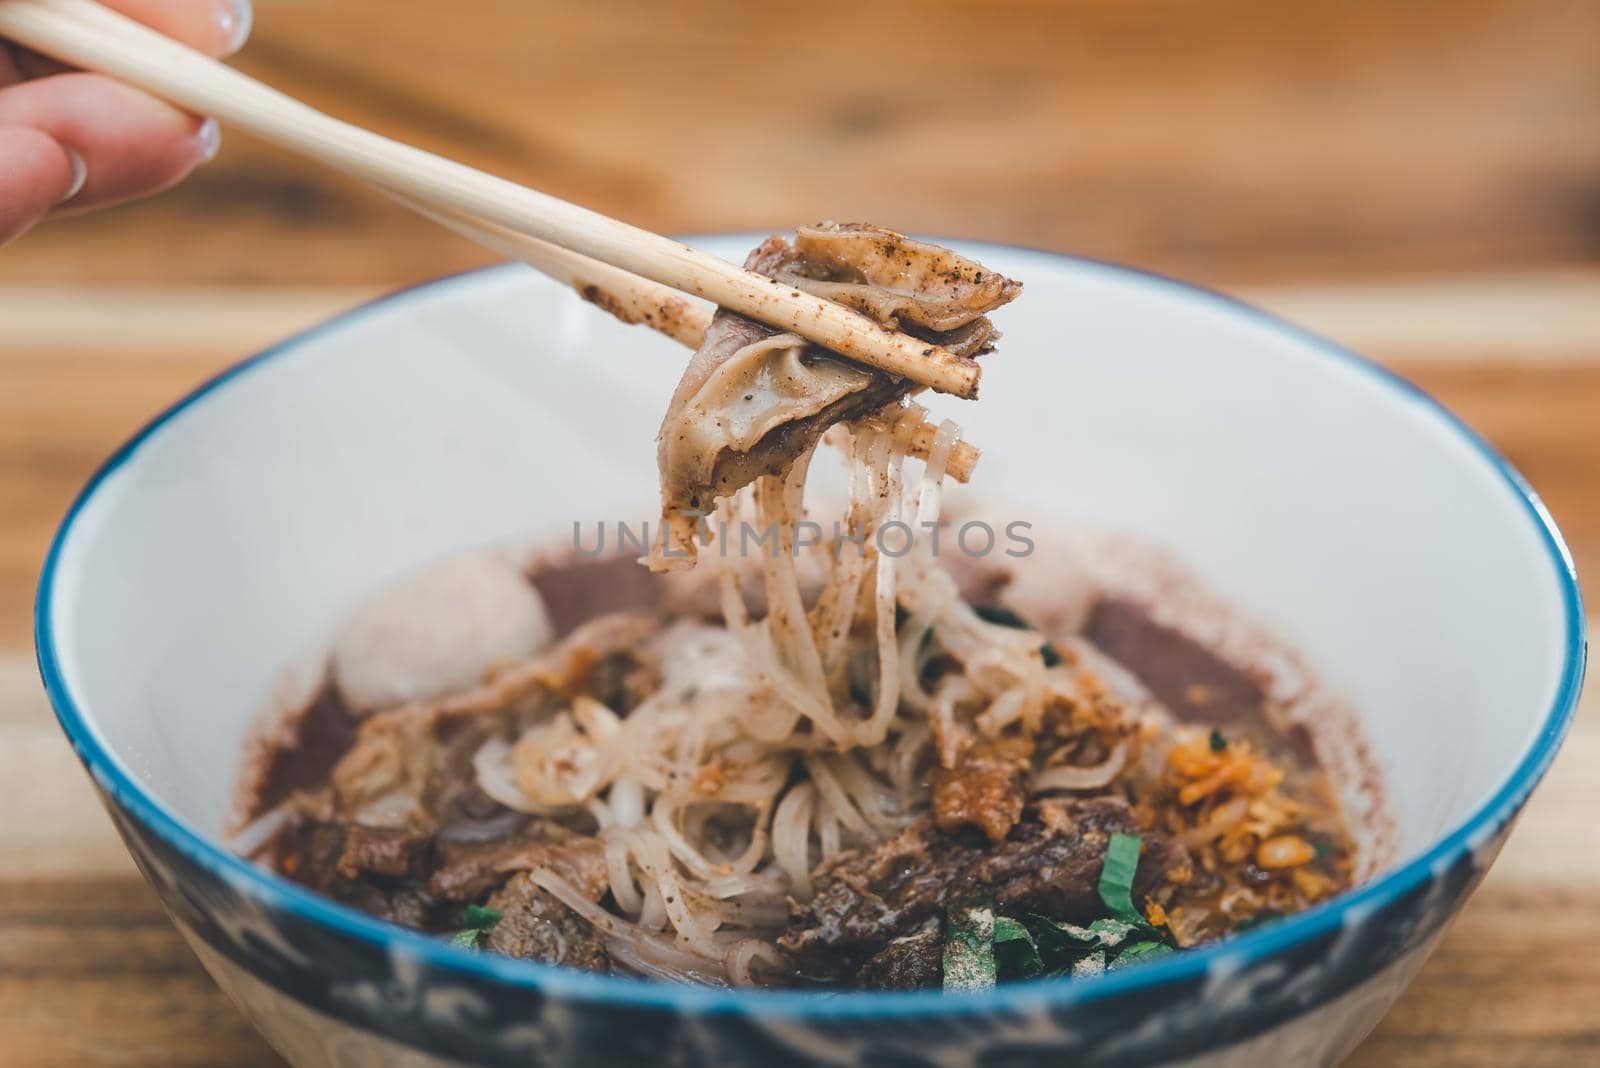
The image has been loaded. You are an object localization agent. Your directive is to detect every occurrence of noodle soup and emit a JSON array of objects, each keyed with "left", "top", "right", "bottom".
[
  {"left": 235, "top": 525, "right": 1361, "bottom": 991},
  {"left": 232, "top": 227, "right": 1364, "bottom": 992}
]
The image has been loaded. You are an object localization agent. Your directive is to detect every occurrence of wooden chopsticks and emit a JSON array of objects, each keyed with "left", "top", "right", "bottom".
[
  {"left": 0, "top": 0, "right": 980, "bottom": 399},
  {"left": 410, "top": 202, "right": 982, "bottom": 482}
]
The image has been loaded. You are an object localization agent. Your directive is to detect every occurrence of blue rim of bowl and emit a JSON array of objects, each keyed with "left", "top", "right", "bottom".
[{"left": 35, "top": 242, "right": 1586, "bottom": 1021}]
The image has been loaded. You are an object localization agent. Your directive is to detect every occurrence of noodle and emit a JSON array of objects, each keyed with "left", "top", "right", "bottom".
[{"left": 1034, "top": 740, "right": 1129, "bottom": 792}]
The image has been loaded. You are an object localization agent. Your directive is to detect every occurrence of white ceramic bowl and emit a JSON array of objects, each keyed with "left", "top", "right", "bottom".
[{"left": 37, "top": 240, "right": 1584, "bottom": 1067}]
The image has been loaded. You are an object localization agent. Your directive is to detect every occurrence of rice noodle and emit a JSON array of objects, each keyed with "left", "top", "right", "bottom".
[
  {"left": 771, "top": 782, "right": 817, "bottom": 900},
  {"left": 1034, "top": 739, "right": 1129, "bottom": 792},
  {"left": 724, "top": 938, "right": 789, "bottom": 986},
  {"left": 231, "top": 801, "right": 295, "bottom": 858},
  {"left": 449, "top": 358, "right": 1252, "bottom": 986}
]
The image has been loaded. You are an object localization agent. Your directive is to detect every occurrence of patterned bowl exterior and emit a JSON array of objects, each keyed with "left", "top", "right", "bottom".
[
  {"left": 39, "top": 253, "right": 1585, "bottom": 1068},
  {"left": 92, "top": 766, "right": 1518, "bottom": 1068}
]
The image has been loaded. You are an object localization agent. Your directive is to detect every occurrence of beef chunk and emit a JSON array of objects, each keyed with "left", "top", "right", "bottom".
[
  {"left": 275, "top": 820, "right": 444, "bottom": 929},
  {"left": 428, "top": 823, "right": 609, "bottom": 902},
  {"left": 529, "top": 554, "right": 662, "bottom": 636},
  {"left": 1084, "top": 597, "right": 1265, "bottom": 728},
  {"left": 853, "top": 918, "right": 943, "bottom": 991},
  {"left": 336, "top": 825, "right": 429, "bottom": 880},
  {"left": 481, "top": 873, "right": 610, "bottom": 972},
  {"left": 931, "top": 735, "right": 1033, "bottom": 843},
  {"left": 782, "top": 798, "right": 1189, "bottom": 976},
  {"left": 650, "top": 226, "right": 1020, "bottom": 570},
  {"left": 974, "top": 799, "right": 1188, "bottom": 918},
  {"left": 284, "top": 821, "right": 425, "bottom": 888},
  {"left": 344, "top": 883, "right": 435, "bottom": 928}
]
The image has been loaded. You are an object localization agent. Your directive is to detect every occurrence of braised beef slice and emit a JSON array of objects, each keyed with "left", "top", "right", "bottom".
[
  {"left": 529, "top": 555, "right": 662, "bottom": 636},
  {"left": 931, "top": 735, "right": 1033, "bottom": 843},
  {"left": 347, "top": 883, "right": 436, "bottom": 928},
  {"left": 782, "top": 797, "right": 1188, "bottom": 975},
  {"left": 278, "top": 821, "right": 444, "bottom": 928},
  {"left": 482, "top": 872, "right": 610, "bottom": 972},
  {"left": 652, "top": 227, "right": 1020, "bottom": 569},
  {"left": 336, "top": 825, "right": 430, "bottom": 880},
  {"left": 1084, "top": 597, "right": 1265, "bottom": 728},
  {"left": 977, "top": 799, "right": 1188, "bottom": 918},
  {"left": 428, "top": 825, "right": 608, "bottom": 903},
  {"left": 853, "top": 917, "right": 943, "bottom": 991}
]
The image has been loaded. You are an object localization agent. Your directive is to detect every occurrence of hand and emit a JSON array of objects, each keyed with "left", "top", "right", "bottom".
[{"left": 0, "top": 0, "right": 250, "bottom": 246}]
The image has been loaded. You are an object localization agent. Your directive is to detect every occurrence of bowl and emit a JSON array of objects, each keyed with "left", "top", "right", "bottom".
[{"left": 36, "top": 239, "right": 1584, "bottom": 1067}]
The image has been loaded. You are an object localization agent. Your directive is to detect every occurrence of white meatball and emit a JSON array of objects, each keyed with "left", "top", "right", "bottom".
[{"left": 331, "top": 550, "right": 553, "bottom": 713}]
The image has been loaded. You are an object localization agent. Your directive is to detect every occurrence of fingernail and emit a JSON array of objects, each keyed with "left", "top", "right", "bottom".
[
  {"left": 195, "top": 118, "right": 222, "bottom": 162},
  {"left": 218, "top": 0, "right": 253, "bottom": 55},
  {"left": 58, "top": 146, "right": 86, "bottom": 205}
]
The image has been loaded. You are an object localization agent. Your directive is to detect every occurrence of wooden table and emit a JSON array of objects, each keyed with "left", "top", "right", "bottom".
[{"left": 2, "top": 2, "right": 1597, "bottom": 1064}]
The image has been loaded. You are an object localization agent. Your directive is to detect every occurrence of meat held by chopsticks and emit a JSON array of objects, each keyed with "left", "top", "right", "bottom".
[{"left": 651, "top": 224, "right": 1022, "bottom": 571}]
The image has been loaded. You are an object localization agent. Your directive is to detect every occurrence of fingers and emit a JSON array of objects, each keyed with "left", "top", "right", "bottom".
[
  {"left": 2, "top": 0, "right": 251, "bottom": 83},
  {"left": 0, "top": 73, "right": 218, "bottom": 214},
  {"left": 0, "top": 0, "right": 245, "bottom": 236},
  {"left": 0, "top": 125, "right": 79, "bottom": 245},
  {"left": 1, "top": 42, "right": 24, "bottom": 86},
  {"left": 102, "top": 0, "right": 253, "bottom": 58}
]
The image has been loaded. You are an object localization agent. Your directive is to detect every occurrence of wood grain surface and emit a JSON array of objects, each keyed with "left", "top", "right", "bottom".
[
  {"left": 2, "top": 0, "right": 1597, "bottom": 1064},
  {"left": 3, "top": 0, "right": 1599, "bottom": 290}
]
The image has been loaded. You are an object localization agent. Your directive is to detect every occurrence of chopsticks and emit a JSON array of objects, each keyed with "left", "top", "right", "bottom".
[
  {"left": 412, "top": 202, "right": 983, "bottom": 482},
  {"left": 0, "top": 0, "right": 980, "bottom": 399}
]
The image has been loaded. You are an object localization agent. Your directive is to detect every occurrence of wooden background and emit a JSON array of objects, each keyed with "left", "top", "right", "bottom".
[{"left": 2, "top": 1, "right": 1597, "bottom": 1064}]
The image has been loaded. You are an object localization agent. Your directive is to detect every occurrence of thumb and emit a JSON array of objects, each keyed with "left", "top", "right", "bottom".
[{"left": 0, "top": 125, "right": 82, "bottom": 246}]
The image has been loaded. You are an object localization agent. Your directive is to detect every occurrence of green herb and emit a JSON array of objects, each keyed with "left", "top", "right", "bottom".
[
  {"left": 943, "top": 898, "right": 998, "bottom": 992},
  {"left": 1209, "top": 728, "right": 1228, "bottom": 752},
  {"left": 1109, "top": 940, "right": 1174, "bottom": 971},
  {"left": 1040, "top": 642, "right": 1063, "bottom": 668},
  {"left": 1097, "top": 833, "right": 1147, "bottom": 928},
  {"left": 895, "top": 603, "right": 910, "bottom": 630},
  {"left": 1031, "top": 914, "right": 1139, "bottom": 951},
  {"left": 447, "top": 904, "right": 504, "bottom": 951},
  {"left": 1069, "top": 950, "right": 1106, "bottom": 978},
  {"left": 1312, "top": 838, "right": 1331, "bottom": 860},
  {"left": 993, "top": 916, "right": 1044, "bottom": 979}
]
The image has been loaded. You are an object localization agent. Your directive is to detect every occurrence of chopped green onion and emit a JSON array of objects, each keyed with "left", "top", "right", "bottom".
[
  {"left": 1039, "top": 642, "right": 1063, "bottom": 667},
  {"left": 1109, "top": 940, "right": 1174, "bottom": 970},
  {"left": 1070, "top": 950, "right": 1106, "bottom": 978},
  {"left": 1097, "top": 833, "right": 1147, "bottom": 928},
  {"left": 1030, "top": 914, "right": 1138, "bottom": 951},
  {"left": 993, "top": 916, "right": 1044, "bottom": 978},
  {"left": 943, "top": 898, "right": 998, "bottom": 992},
  {"left": 447, "top": 904, "right": 504, "bottom": 951},
  {"left": 1209, "top": 728, "right": 1228, "bottom": 752}
]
